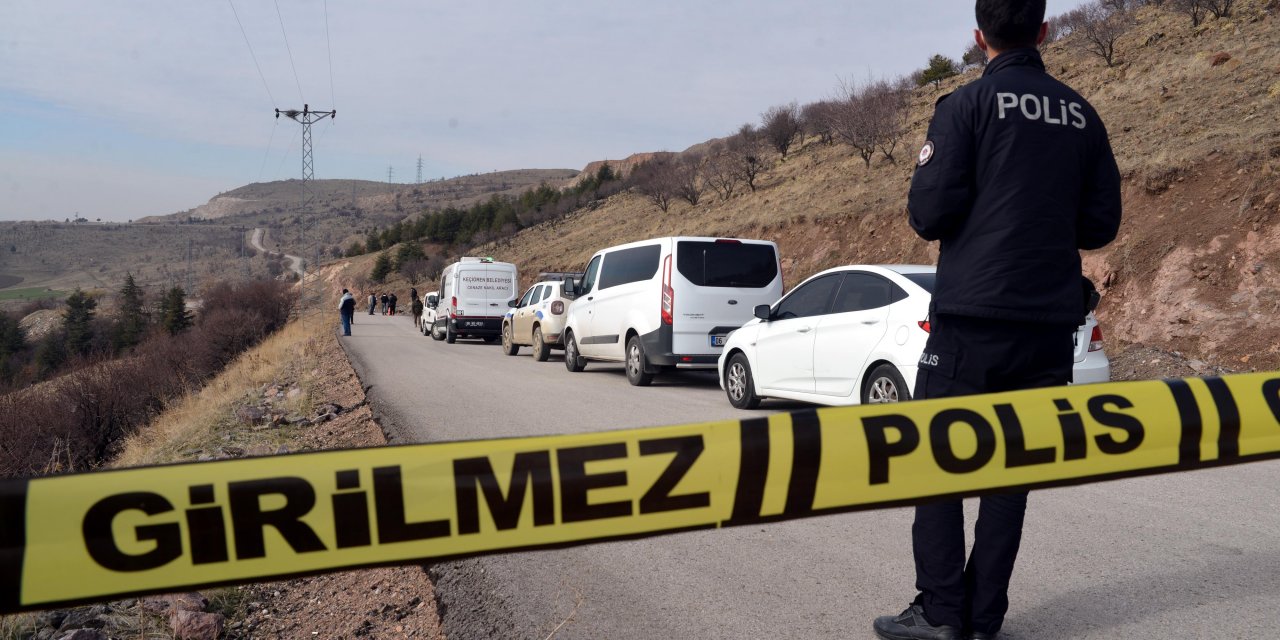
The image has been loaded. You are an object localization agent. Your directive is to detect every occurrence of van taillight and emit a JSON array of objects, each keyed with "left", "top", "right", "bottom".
[
  {"left": 551, "top": 300, "right": 564, "bottom": 315},
  {"left": 714, "top": 238, "right": 741, "bottom": 244},
  {"left": 1089, "top": 325, "right": 1103, "bottom": 352},
  {"left": 451, "top": 296, "right": 459, "bottom": 319},
  {"left": 918, "top": 319, "right": 931, "bottom": 333},
  {"left": 661, "top": 255, "right": 674, "bottom": 325}
]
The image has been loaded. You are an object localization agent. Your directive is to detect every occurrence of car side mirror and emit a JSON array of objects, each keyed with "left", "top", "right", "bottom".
[
  {"left": 562, "top": 278, "right": 577, "bottom": 297},
  {"left": 508, "top": 299, "right": 518, "bottom": 308},
  {"left": 753, "top": 304, "right": 772, "bottom": 321}
]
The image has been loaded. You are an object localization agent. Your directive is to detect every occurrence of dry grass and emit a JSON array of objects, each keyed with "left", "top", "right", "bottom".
[{"left": 113, "top": 313, "right": 326, "bottom": 468}]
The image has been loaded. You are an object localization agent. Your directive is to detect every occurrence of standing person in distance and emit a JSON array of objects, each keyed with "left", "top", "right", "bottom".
[
  {"left": 381, "top": 292, "right": 389, "bottom": 315},
  {"left": 389, "top": 292, "right": 399, "bottom": 316},
  {"left": 368, "top": 292, "right": 377, "bottom": 315},
  {"left": 338, "top": 288, "right": 355, "bottom": 336},
  {"left": 411, "top": 294, "right": 425, "bottom": 331},
  {"left": 873, "top": 1, "right": 1122, "bottom": 639}
]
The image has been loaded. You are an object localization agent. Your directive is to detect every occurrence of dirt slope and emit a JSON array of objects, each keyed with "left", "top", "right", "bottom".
[{"left": 473, "top": 2, "right": 1280, "bottom": 370}]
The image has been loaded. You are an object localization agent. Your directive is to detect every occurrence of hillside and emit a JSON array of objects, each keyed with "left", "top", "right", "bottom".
[
  {"left": 0, "top": 170, "right": 576, "bottom": 308},
  {"left": 470, "top": 2, "right": 1280, "bottom": 370}
]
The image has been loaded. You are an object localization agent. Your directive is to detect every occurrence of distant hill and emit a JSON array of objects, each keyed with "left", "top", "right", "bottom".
[{"left": 0, "top": 170, "right": 577, "bottom": 307}]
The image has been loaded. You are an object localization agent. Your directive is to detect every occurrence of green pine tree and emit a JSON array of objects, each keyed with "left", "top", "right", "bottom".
[
  {"left": 918, "top": 54, "right": 959, "bottom": 89},
  {"left": 112, "top": 272, "right": 147, "bottom": 351},
  {"left": 63, "top": 288, "right": 97, "bottom": 356},
  {"left": 370, "top": 252, "right": 394, "bottom": 283},
  {"left": 161, "top": 287, "right": 192, "bottom": 335}
]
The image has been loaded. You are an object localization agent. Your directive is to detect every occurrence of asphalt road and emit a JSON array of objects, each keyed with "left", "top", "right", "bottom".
[
  {"left": 249, "top": 228, "right": 305, "bottom": 277},
  {"left": 339, "top": 313, "right": 1280, "bottom": 639}
]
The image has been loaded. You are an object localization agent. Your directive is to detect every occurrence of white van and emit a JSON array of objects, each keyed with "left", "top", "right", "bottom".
[
  {"left": 561, "top": 237, "right": 783, "bottom": 386},
  {"left": 430, "top": 257, "right": 519, "bottom": 343}
]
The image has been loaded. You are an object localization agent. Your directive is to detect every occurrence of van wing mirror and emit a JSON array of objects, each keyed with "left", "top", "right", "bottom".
[
  {"left": 753, "top": 304, "right": 772, "bottom": 321},
  {"left": 562, "top": 278, "right": 577, "bottom": 297}
]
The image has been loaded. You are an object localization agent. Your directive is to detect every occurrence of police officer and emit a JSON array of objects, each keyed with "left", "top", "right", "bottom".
[{"left": 873, "top": 1, "right": 1121, "bottom": 639}]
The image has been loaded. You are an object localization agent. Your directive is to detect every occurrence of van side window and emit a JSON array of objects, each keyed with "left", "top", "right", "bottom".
[
  {"left": 599, "top": 244, "right": 661, "bottom": 289},
  {"left": 580, "top": 256, "right": 602, "bottom": 295}
]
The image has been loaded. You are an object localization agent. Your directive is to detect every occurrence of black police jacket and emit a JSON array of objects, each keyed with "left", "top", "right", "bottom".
[{"left": 908, "top": 49, "right": 1122, "bottom": 325}]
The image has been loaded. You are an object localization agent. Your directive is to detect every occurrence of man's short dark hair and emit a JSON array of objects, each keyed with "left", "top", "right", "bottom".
[{"left": 976, "top": 0, "right": 1046, "bottom": 51}]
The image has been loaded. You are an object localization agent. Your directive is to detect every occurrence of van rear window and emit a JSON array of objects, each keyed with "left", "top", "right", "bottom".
[{"left": 676, "top": 241, "right": 778, "bottom": 288}]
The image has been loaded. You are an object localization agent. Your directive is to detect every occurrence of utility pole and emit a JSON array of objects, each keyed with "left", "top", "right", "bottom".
[
  {"left": 416, "top": 155, "right": 423, "bottom": 184},
  {"left": 274, "top": 104, "right": 334, "bottom": 315},
  {"left": 388, "top": 166, "right": 394, "bottom": 184}
]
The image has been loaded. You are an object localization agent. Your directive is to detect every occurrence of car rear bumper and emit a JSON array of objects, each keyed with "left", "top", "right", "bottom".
[
  {"left": 450, "top": 317, "right": 502, "bottom": 336},
  {"left": 641, "top": 326, "right": 720, "bottom": 369},
  {"left": 1072, "top": 349, "right": 1111, "bottom": 385}
]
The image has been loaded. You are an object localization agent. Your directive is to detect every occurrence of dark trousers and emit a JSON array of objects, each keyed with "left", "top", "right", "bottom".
[
  {"left": 911, "top": 313, "right": 1075, "bottom": 635},
  {"left": 340, "top": 311, "right": 353, "bottom": 336}
]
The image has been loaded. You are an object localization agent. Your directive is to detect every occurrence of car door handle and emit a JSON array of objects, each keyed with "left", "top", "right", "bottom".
[
  {"left": 860, "top": 320, "right": 880, "bottom": 325},
  {"left": 796, "top": 326, "right": 812, "bottom": 333}
]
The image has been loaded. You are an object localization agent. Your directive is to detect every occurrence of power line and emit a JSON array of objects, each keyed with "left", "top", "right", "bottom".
[
  {"left": 274, "top": 0, "right": 305, "bottom": 103},
  {"left": 324, "top": 0, "right": 336, "bottom": 109},
  {"left": 227, "top": 0, "right": 277, "bottom": 107},
  {"left": 257, "top": 119, "right": 279, "bottom": 182},
  {"left": 275, "top": 126, "right": 301, "bottom": 180}
]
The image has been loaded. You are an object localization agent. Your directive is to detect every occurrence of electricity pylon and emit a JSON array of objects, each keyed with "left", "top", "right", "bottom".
[
  {"left": 274, "top": 104, "right": 334, "bottom": 314},
  {"left": 275, "top": 104, "right": 336, "bottom": 182}
]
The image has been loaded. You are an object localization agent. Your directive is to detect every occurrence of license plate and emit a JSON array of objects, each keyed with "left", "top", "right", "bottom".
[
  {"left": 465, "top": 321, "right": 484, "bottom": 328},
  {"left": 710, "top": 335, "right": 727, "bottom": 347}
]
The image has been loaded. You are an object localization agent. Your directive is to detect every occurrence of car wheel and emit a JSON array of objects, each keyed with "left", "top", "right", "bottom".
[
  {"left": 501, "top": 324, "right": 519, "bottom": 356},
  {"left": 564, "top": 331, "right": 587, "bottom": 372},
  {"left": 725, "top": 353, "right": 761, "bottom": 410},
  {"left": 532, "top": 326, "right": 551, "bottom": 362},
  {"left": 625, "top": 335, "right": 655, "bottom": 387},
  {"left": 431, "top": 322, "right": 444, "bottom": 341},
  {"left": 445, "top": 324, "right": 457, "bottom": 344},
  {"left": 863, "top": 364, "right": 909, "bottom": 404}
]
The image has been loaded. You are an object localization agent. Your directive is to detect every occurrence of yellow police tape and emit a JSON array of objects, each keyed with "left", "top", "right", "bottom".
[{"left": 2, "top": 372, "right": 1279, "bottom": 613}]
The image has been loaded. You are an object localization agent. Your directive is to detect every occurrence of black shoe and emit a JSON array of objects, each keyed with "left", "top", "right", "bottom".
[
  {"left": 969, "top": 633, "right": 997, "bottom": 640},
  {"left": 873, "top": 605, "right": 962, "bottom": 640}
]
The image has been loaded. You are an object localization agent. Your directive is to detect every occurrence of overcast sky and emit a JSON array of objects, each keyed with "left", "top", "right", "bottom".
[{"left": 0, "top": 0, "right": 1089, "bottom": 222}]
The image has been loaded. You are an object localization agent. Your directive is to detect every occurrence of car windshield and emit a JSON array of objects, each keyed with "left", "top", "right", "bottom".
[{"left": 903, "top": 272, "right": 936, "bottom": 294}]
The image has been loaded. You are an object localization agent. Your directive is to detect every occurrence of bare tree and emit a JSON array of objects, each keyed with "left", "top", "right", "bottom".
[
  {"left": 1171, "top": 0, "right": 1207, "bottom": 26},
  {"left": 726, "top": 125, "right": 770, "bottom": 192},
  {"left": 702, "top": 143, "right": 740, "bottom": 201},
  {"left": 800, "top": 101, "right": 837, "bottom": 145},
  {"left": 761, "top": 102, "right": 804, "bottom": 159},
  {"left": 866, "top": 78, "right": 912, "bottom": 164},
  {"left": 1205, "top": 0, "right": 1234, "bottom": 17},
  {"left": 400, "top": 259, "right": 429, "bottom": 286},
  {"left": 673, "top": 153, "right": 704, "bottom": 206},
  {"left": 1077, "top": 1, "right": 1135, "bottom": 67},
  {"left": 961, "top": 41, "right": 987, "bottom": 69},
  {"left": 829, "top": 79, "right": 879, "bottom": 168},
  {"left": 632, "top": 153, "right": 680, "bottom": 213}
]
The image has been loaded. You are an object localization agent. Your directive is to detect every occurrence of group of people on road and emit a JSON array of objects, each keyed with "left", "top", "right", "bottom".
[
  {"left": 338, "top": 287, "right": 427, "bottom": 336},
  {"left": 368, "top": 292, "right": 400, "bottom": 316}
]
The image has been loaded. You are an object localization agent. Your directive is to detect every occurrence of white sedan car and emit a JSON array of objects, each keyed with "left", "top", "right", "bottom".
[{"left": 718, "top": 265, "right": 1110, "bottom": 410}]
